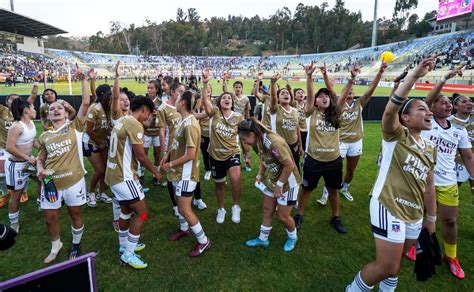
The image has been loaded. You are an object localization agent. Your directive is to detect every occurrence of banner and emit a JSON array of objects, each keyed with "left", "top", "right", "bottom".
[
  {"left": 379, "top": 81, "right": 395, "bottom": 88},
  {"left": 415, "top": 83, "right": 474, "bottom": 94},
  {"left": 437, "top": 0, "right": 473, "bottom": 21}
]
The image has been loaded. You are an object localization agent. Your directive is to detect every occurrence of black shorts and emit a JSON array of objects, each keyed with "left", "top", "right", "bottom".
[
  {"left": 83, "top": 142, "right": 102, "bottom": 157},
  {"left": 210, "top": 154, "right": 241, "bottom": 182},
  {"left": 301, "top": 155, "right": 342, "bottom": 191}
]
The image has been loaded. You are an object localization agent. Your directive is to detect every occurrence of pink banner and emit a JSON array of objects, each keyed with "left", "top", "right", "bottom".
[
  {"left": 415, "top": 82, "right": 474, "bottom": 94},
  {"left": 437, "top": 0, "right": 473, "bottom": 21}
]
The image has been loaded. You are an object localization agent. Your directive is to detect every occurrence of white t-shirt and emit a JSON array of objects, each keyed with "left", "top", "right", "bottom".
[{"left": 421, "top": 118, "right": 471, "bottom": 186}]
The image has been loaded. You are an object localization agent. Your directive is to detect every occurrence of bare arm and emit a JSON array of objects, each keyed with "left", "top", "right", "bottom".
[
  {"left": 269, "top": 73, "right": 281, "bottom": 113},
  {"left": 359, "top": 62, "right": 388, "bottom": 107},
  {"left": 423, "top": 170, "right": 437, "bottom": 234},
  {"left": 26, "top": 83, "right": 39, "bottom": 104},
  {"left": 302, "top": 62, "right": 317, "bottom": 113},
  {"left": 88, "top": 69, "right": 97, "bottom": 101},
  {"left": 201, "top": 70, "right": 214, "bottom": 116},
  {"left": 132, "top": 143, "right": 161, "bottom": 180},
  {"left": 273, "top": 156, "right": 296, "bottom": 198},
  {"left": 74, "top": 66, "right": 91, "bottom": 125},
  {"left": 162, "top": 146, "right": 197, "bottom": 173},
  {"left": 112, "top": 62, "right": 121, "bottom": 115},
  {"left": 253, "top": 72, "right": 265, "bottom": 102},
  {"left": 459, "top": 148, "right": 474, "bottom": 179},
  {"left": 425, "top": 67, "right": 463, "bottom": 108},
  {"left": 36, "top": 148, "right": 47, "bottom": 180},
  {"left": 336, "top": 66, "right": 360, "bottom": 113},
  {"left": 6, "top": 125, "right": 36, "bottom": 164},
  {"left": 320, "top": 62, "right": 337, "bottom": 102}
]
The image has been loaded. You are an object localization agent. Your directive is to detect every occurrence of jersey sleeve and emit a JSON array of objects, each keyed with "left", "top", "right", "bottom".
[
  {"left": 382, "top": 124, "right": 405, "bottom": 142},
  {"left": 126, "top": 119, "right": 145, "bottom": 145},
  {"left": 185, "top": 123, "right": 200, "bottom": 148},
  {"left": 156, "top": 106, "right": 166, "bottom": 128},
  {"left": 458, "top": 128, "right": 471, "bottom": 149}
]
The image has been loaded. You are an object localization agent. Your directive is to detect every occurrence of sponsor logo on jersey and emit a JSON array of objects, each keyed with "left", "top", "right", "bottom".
[
  {"left": 46, "top": 139, "right": 73, "bottom": 159},
  {"left": 403, "top": 154, "right": 429, "bottom": 180},
  {"left": 341, "top": 111, "right": 358, "bottom": 121},
  {"left": 315, "top": 119, "right": 336, "bottom": 132},
  {"left": 391, "top": 222, "right": 401, "bottom": 233},
  {"left": 428, "top": 135, "right": 457, "bottom": 155},
  {"left": 281, "top": 119, "right": 297, "bottom": 130},
  {"left": 215, "top": 122, "right": 235, "bottom": 138},
  {"left": 394, "top": 196, "right": 422, "bottom": 209}
]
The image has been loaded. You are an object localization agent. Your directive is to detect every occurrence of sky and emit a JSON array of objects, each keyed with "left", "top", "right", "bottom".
[{"left": 0, "top": 0, "right": 437, "bottom": 36}]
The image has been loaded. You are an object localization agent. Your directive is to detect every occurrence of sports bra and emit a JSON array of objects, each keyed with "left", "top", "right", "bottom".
[{"left": 16, "top": 121, "right": 36, "bottom": 146}]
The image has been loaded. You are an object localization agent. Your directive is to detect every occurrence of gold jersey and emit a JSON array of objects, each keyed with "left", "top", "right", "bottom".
[
  {"left": 233, "top": 95, "right": 250, "bottom": 116},
  {"left": 157, "top": 102, "right": 181, "bottom": 142},
  {"left": 168, "top": 115, "right": 201, "bottom": 182},
  {"left": 38, "top": 118, "right": 86, "bottom": 190},
  {"left": 144, "top": 97, "right": 162, "bottom": 137},
  {"left": 195, "top": 107, "right": 209, "bottom": 138},
  {"left": 305, "top": 108, "right": 340, "bottom": 162},
  {"left": 269, "top": 105, "right": 299, "bottom": 145},
  {"left": 111, "top": 110, "right": 125, "bottom": 125},
  {"left": 105, "top": 116, "right": 144, "bottom": 186},
  {"left": 260, "top": 95, "right": 271, "bottom": 128},
  {"left": 449, "top": 114, "right": 474, "bottom": 165},
  {"left": 339, "top": 99, "right": 363, "bottom": 143},
  {"left": 296, "top": 102, "right": 307, "bottom": 132},
  {"left": 258, "top": 132, "right": 301, "bottom": 193},
  {"left": 208, "top": 108, "right": 243, "bottom": 161},
  {"left": 373, "top": 126, "right": 436, "bottom": 223},
  {"left": 0, "top": 105, "right": 13, "bottom": 149},
  {"left": 84, "top": 103, "right": 109, "bottom": 147}
]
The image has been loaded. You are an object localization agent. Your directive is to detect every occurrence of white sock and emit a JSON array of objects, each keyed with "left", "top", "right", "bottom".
[
  {"left": 190, "top": 222, "right": 207, "bottom": 244},
  {"left": 178, "top": 212, "right": 189, "bottom": 232},
  {"left": 71, "top": 225, "right": 84, "bottom": 244},
  {"left": 258, "top": 225, "right": 272, "bottom": 241},
  {"left": 126, "top": 232, "right": 140, "bottom": 254},
  {"left": 347, "top": 271, "right": 373, "bottom": 292},
  {"left": 286, "top": 229, "right": 297, "bottom": 240},
  {"left": 119, "top": 228, "right": 129, "bottom": 246},
  {"left": 112, "top": 199, "right": 121, "bottom": 221},
  {"left": 342, "top": 182, "right": 350, "bottom": 190},
  {"left": 51, "top": 238, "right": 62, "bottom": 253},
  {"left": 8, "top": 211, "right": 19, "bottom": 224},
  {"left": 322, "top": 187, "right": 329, "bottom": 199},
  {"left": 379, "top": 277, "right": 398, "bottom": 292}
]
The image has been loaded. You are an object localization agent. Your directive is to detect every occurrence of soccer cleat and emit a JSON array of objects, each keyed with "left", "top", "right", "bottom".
[
  {"left": 152, "top": 177, "right": 160, "bottom": 186},
  {"left": 330, "top": 216, "right": 347, "bottom": 234},
  {"left": 245, "top": 164, "right": 252, "bottom": 172},
  {"left": 120, "top": 252, "right": 148, "bottom": 269},
  {"left": 168, "top": 229, "right": 190, "bottom": 241},
  {"left": 317, "top": 197, "right": 327, "bottom": 206},
  {"left": 444, "top": 256, "right": 465, "bottom": 279},
  {"left": 86, "top": 193, "right": 97, "bottom": 207},
  {"left": 193, "top": 199, "right": 207, "bottom": 210},
  {"left": 172, "top": 206, "right": 179, "bottom": 217},
  {"left": 216, "top": 208, "right": 226, "bottom": 224},
  {"left": 96, "top": 193, "right": 112, "bottom": 203},
  {"left": 143, "top": 187, "right": 150, "bottom": 193},
  {"left": 283, "top": 237, "right": 298, "bottom": 252},
  {"left": 341, "top": 188, "right": 354, "bottom": 202},
  {"left": 9, "top": 222, "right": 19, "bottom": 234},
  {"left": 20, "top": 192, "right": 29, "bottom": 203},
  {"left": 204, "top": 171, "right": 211, "bottom": 181},
  {"left": 112, "top": 220, "right": 120, "bottom": 233},
  {"left": 188, "top": 239, "right": 211, "bottom": 257},
  {"left": 119, "top": 243, "right": 146, "bottom": 255},
  {"left": 406, "top": 245, "right": 416, "bottom": 261},
  {"left": 293, "top": 214, "right": 304, "bottom": 231},
  {"left": 44, "top": 241, "right": 63, "bottom": 264},
  {"left": 246, "top": 237, "right": 270, "bottom": 248},
  {"left": 68, "top": 244, "right": 81, "bottom": 260},
  {"left": 231, "top": 205, "right": 241, "bottom": 223}
]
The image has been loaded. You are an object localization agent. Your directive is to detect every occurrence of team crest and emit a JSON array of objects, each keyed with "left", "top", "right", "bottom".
[
  {"left": 391, "top": 222, "right": 401, "bottom": 233},
  {"left": 88, "top": 113, "right": 94, "bottom": 119},
  {"left": 271, "top": 148, "right": 281, "bottom": 157},
  {"left": 137, "top": 132, "right": 144, "bottom": 140},
  {"left": 228, "top": 119, "right": 237, "bottom": 126}
]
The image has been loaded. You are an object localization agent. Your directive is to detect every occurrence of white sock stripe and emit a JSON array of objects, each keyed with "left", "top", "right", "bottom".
[
  {"left": 355, "top": 272, "right": 371, "bottom": 291},
  {"left": 71, "top": 225, "right": 84, "bottom": 234}
]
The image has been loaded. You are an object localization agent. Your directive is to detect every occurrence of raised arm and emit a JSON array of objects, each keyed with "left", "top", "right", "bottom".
[
  {"left": 319, "top": 62, "right": 337, "bottom": 102},
  {"left": 222, "top": 72, "right": 230, "bottom": 94},
  {"left": 382, "top": 58, "right": 435, "bottom": 134},
  {"left": 88, "top": 68, "right": 97, "bottom": 101},
  {"left": 253, "top": 72, "right": 265, "bottom": 102},
  {"left": 302, "top": 61, "right": 317, "bottom": 113},
  {"left": 26, "top": 82, "right": 39, "bottom": 104},
  {"left": 74, "top": 65, "right": 91, "bottom": 125},
  {"left": 112, "top": 61, "right": 121, "bottom": 115},
  {"left": 425, "top": 66, "right": 463, "bottom": 108},
  {"left": 359, "top": 62, "right": 388, "bottom": 107},
  {"left": 201, "top": 70, "right": 214, "bottom": 116},
  {"left": 270, "top": 73, "right": 281, "bottom": 113},
  {"left": 337, "top": 66, "right": 360, "bottom": 113}
]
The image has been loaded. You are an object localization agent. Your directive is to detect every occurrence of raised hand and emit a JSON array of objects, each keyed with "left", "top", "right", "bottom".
[
  {"left": 444, "top": 65, "right": 464, "bottom": 80},
  {"left": 411, "top": 57, "right": 436, "bottom": 79},
  {"left": 222, "top": 71, "right": 230, "bottom": 81},
  {"left": 114, "top": 61, "right": 122, "bottom": 77},
  {"left": 350, "top": 65, "right": 361, "bottom": 79},
  {"left": 202, "top": 69, "right": 212, "bottom": 84},
  {"left": 301, "top": 61, "right": 317, "bottom": 76},
  {"left": 87, "top": 68, "right": 97, "bottom": 80},
  {"left": 73, "top": 63, "right": 86, "bottom": 81},
  {"left": 319, "top": 62, "right": 327, "bottom": 75},
  {"left": 256, "top": 72, "right": 264, "bottom": 81},
  {"left": 270, "top": 73, "right": 282, "bottom": 84},
  {"left": 379, "top": 62, "right": 388, "bottom": 74}
]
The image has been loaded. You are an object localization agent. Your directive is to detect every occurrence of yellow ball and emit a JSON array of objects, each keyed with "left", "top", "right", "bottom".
[{"left": 380, "top": 51, "right": 395, "bottom": 63}]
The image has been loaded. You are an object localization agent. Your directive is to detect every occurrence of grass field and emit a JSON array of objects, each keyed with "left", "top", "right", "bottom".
[
  {"left": 0, "top": 121, "right": 473, "bottom": 291},
  {"left": 1, "top": 79, "right": 472, "bottom": 98}
]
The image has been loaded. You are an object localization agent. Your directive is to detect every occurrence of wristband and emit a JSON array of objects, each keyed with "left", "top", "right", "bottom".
[
  {"left": 276, "top": 180, "right": 284, "bottom": 188},
  {"left": 440, "top": 76, "right": 447, "bottom": 83},
  {"left": 426, "top": 214, "right": 437, "bottom": 223},
  {"left": 390, "top": 94, "right": 405, "bottom": 106}
]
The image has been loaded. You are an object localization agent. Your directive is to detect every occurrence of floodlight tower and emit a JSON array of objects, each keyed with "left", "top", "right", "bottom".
[
  {"left": 10, "top": 0, "right": 14, "bottom": 11},
  {"left": 371, "top": 0, "right": 378, "bottom": 47}
]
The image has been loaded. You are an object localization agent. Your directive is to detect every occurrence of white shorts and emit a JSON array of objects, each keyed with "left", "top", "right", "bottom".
[
  {"left": 370, "top": 196, "right": 422, "bottom": 243},
  {"left": 261, "top": 184, "right": 299, "bottom": 206},
  {"left": 40, "top": 178, "right": 86, "bottom": 209},
  {"left": 144, "top": 135, "right": 160, "bottom": 148},
  {"left": 0, "top": 148, "right": 11, "bottom": 161},
  {"left": 5, "top": 160, "right": 30, "bottom": 191},
  {"left": 455, "top": 163, "right": 470, "bottom": 183},
  {"left": 339, "top": 139, "right": 363, "bottom": 158},
  {"left": 110, "top": 180, "right": 145, "bottom": 205},
  {"left": 172, "top": 180, "right": 197, "bottom": 197}
]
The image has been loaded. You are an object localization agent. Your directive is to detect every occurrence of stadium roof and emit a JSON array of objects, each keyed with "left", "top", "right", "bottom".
[{"left": 0, "top": 9, "right": 67, "bottom": 37}]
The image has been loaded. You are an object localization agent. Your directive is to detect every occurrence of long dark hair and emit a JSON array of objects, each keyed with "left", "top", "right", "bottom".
[
  {"left": 41, "top": 89, "right": 57, "bottom": 103},
  {"left": 238, "top": 118, "right": 269, "bottom": 152},
  {"left": 11, "top": 98, "right": 30, "bottom": 121},
  {"left": 96, "top": 91, "right": 112, "bottom": 125},
  {"left": 180, "top": 90, "right": 197, "bottom": 112},
  {"left": 316, "top": 89, "right": 339, "bottom": 128}
]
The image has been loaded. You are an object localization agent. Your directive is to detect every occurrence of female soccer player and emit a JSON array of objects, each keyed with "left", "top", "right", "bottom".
[
  {"left": 269, "top": 73, "right": 302, "bottom": 170},
  {"left": 201, "top": 70, "right": 244, "bottom": 224},
  {"left": 346, "top": 58, "right": 437, "bottom": 292},
  {"left": 239, "top": 118, "right": 301, "bottom": 251},
  {"left": 420, "top": 68, "right": 474, "bottom": 279},
  {"left": 40, "top": 88, "right": 76, "bottom": 131},
  {"left": 294, "top": 87, "right": 307, "bottom": 156},
  {"left": 163, "top": 90, "right": 211, "bottom": 257},
  {"left": 144, "top": 79, "right": 163, "bottom": 186},
  {"left": 36, "top": 66, "right": 91, "bottom": 263},
  {"left": 318, "top": 62, "right": 387, "bottom": 203},
  {"left": 6, "top": 98, "right": 37, "bottom": 234},
  {"left": 83, "top": 82, "right": 113, "bottom": 207},
  {"left": 293, "top": 62, "right": 358, "bottom": 234}
]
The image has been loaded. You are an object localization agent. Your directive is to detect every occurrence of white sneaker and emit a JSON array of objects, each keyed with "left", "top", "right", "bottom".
[
  {"left": 204, "top": 171, "right": 211, "bottom": 181},
  {"left": 10, "top": 222, "right": 19, "bottom": 234},
  {"left": 317, "top": 188, "right": 328, "bottom": 206},
  {"left": 97, "top": 192, "right": 113, "bottom": 203},
  {"left": 231, "top": 205, "right": 241, "bottom": 223},
  {"left": 44, "top": 241, "right": 63, "bottom": 264},
  {"left": 193, "top": 199, "right": 207, "bottom": 210},
  {"left": 173, "top": 206, "right": 179, "bottom": 217},
  {"left": 86, "top": 192, "right": 97, "bottom": 208},
  {"left": 341, "top": 188, "right": 354, "bottom": 202},
  {"left": 216, "top": 208, "right": 226, "bottom": 224}
]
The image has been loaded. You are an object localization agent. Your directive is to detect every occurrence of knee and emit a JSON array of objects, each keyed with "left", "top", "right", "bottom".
[
  {"left": 381, "top": 263, "right": 400, "bottom": 279},
  {"left": 44, "top": 214, "right": 59, "bottom": 225}
]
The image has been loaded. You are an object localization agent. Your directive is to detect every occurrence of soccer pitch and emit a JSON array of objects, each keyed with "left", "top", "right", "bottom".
[{"left": 0, "top": 122, "right": 472, "bottom": 291}]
